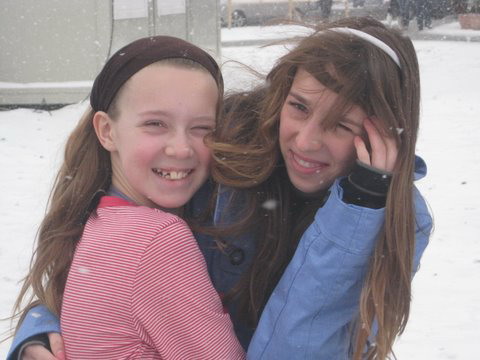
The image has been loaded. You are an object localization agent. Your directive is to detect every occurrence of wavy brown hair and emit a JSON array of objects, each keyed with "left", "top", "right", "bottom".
[
  {"left": 11, "top": 58, "right": 223, "bottom": 326},
  {"left": 210, "top": 17, "right": 420, "bottom": 359}
]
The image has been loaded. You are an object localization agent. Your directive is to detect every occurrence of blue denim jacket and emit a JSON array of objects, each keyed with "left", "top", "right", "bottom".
[
  {"left": 8, "top": 158, "right": 431, "bottom": 360},
  {"left": 247, "top": 162, "right": 431, "bottom": 359}
]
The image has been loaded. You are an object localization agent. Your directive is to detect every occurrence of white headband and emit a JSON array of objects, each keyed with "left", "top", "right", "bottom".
[{"left": 328, "top": 27, "right": 401, "bottom": 68}]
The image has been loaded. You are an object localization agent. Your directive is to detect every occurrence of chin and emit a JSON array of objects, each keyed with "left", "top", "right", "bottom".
[
  {"left": 293, "top": 181, "right": 332, "bottom": 198},
  {"left": 148, "top": 196, "right": 188, "bottom": 211}
]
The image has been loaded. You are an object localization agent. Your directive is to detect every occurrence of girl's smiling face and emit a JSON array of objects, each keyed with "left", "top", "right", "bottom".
[
  {"left": 95, "top": 63, "right": 218, "bottom": 210},
  {"left": 279, "top": 68, "right": 368, "bottom": 195}
]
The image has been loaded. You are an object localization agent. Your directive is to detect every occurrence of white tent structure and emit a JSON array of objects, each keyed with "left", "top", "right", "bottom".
[{"left": 0, "top": 0, "right": 220, "bottom": 106}]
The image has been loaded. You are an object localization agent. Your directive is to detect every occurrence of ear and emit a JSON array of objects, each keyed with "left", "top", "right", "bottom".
[{"left": 93, "top": 111, "right": 116, "bottom": 152}]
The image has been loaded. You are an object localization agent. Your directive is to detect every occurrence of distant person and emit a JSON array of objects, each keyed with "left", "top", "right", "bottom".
[
  {"left": 415, "top": 0, "right": 433, "bottom": 30},
  {"left": 453, "top": 0, "right": 468, "bottom": 14},
  {"left": 298, "top": 0, "right": 333, "bottom": 21},
  {"left": 389, "top": 0, "right": 413, "bottom": 28},
  {"left": 353, "top": 0, "right": 366, "bottom": 7},
  {"left": 319, "top": 0, "right": 333, "bottom": 19}
]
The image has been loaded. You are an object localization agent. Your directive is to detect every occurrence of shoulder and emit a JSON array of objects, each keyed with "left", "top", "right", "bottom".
[
  {"left": 414, "top": 155, "right": 427, "bottom": 181},
  {"left": 413, "top": 186, "right": 432, "bottom": 235},
  {"left": 127, "top": 207, "right": 197, "bottom": 250},
  {"left": 98, "top": 204, "right": 185, "bottom": 230},
  {"left": 412, "top": 155, "right": 433, "bottom": 229},
  {"left": 91, "top": 205, "right": 192, "bottom": 252}
]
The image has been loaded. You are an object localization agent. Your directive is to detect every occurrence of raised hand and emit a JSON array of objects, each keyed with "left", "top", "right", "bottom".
[{"left": 354, "top": 117, "right": 398, "bottom": 172}]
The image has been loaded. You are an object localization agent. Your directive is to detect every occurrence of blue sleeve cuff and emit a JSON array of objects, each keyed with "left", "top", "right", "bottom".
[
  {"left": 7, "top": 305, "right": 60, "bottom": 360},
  {"left": 314, "top": 179, "right": 385, "bottom": 254}
]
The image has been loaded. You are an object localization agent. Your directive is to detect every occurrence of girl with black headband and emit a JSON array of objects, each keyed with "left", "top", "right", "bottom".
[
  {"left": 9, "top": 17, "right": 432, "bottom": 360},
  {"left": 8, "top": 35, "right": 244, "bottom": 359}
]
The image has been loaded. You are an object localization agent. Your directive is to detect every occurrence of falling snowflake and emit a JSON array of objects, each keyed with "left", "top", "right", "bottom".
[
  {"left": 262, "top": 199, "right": 278, "bottom": 210},
  {"left": 78, "top": 267, "right": 91, "bottom": 274}
]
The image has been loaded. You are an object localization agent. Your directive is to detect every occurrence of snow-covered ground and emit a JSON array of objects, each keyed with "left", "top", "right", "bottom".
[{"left": 1, "top": 21, "right": 480, "bottom": 359}]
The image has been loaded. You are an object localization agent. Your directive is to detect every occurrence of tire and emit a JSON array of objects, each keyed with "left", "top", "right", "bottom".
[{"left": 231, "top": 10, "right": 247, "bottom": 27}]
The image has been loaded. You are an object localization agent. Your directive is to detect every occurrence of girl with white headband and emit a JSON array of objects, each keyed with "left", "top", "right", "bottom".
[
  {"left": 9, "top": 17, "right": 430, "bottom": 360},
  {"left": 211, "top": 16, "right": 431, "bottom": 359}
]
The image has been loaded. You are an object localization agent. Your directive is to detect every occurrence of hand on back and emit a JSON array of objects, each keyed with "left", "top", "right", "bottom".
[{"left": 21, "top": 333, "right": 65, "bottom": 360}]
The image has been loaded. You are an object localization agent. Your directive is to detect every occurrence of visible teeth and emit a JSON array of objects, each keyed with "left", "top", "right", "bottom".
[
  {"left": 294, "top": 155, "right": 317, "bottom": 168},
  {"left": 169, "top": 171, "right": 188, "bottom": 180},
  {"left": 298, "top": 158, "right": 314, "bottom": 167},
  {"left": 153, "top": 169, "right": 190, "bottom": 180}
]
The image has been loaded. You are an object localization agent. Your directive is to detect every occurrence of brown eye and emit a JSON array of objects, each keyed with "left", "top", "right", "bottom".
[
  {"left": 145, "top": 120, "right": 166, "bottom": 128},
  {"left": 193, "top": 126, "right": 213, "bottom": 132},
  {"left": 288, "top": 101, "right": 309, "bottom": 116},
  {"left": 191, "top": 125, "right": 214, "bottom": 137}
]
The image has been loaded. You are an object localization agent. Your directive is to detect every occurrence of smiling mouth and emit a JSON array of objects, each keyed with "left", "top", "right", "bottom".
[
  {"left": 292, "top": 152, "right": 328, "bottom": 169},
  {"left": 152, "top": 168, "right": 193, "bottom": 180},
  {"left": 293, "top": 154, "right": 318, "bottom": 168}
]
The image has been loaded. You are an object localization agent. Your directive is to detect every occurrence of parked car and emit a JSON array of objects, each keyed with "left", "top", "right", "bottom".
[
  {"left": 220, "top": 0, "right": 311, "bottom": 27},
  {"left": 220, "top": 0, "right": 391, "bottom": 27},
  {"left": 298, "top": 0, "right": 391, "bottom": 22}
]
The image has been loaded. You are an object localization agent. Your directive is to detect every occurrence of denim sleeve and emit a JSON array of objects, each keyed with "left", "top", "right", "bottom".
[
  {"left": 247, "top": 180, "right": 432, "bottom": 360},
  {"left": 7, "top": 305, "right": 60, "bottom": 360}
]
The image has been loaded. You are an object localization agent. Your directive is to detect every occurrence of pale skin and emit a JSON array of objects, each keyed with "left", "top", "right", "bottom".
[
  {"left": 21, "top": 64, "right": 218, "bottom": 360},
  {"left": 20, "top": 72, "right": 399, "bottom": 360},
  {"left": 356, "top": 117, "right": 398, "bottom": 173},
  {"left": 93, "top": 63, "right": 217, "bottom": 211},
  {"left": 279, "top": 68, "right": 398, "bottom": 196}
]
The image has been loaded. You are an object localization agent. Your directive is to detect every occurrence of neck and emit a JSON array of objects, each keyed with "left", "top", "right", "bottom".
[{"left": 108, "top": 182, "right": 183, "bottom": 216}]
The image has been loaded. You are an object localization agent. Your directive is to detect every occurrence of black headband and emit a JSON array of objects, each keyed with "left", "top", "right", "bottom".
[{"left": 90, "top": 35, "right": 223, "bottom": 112}]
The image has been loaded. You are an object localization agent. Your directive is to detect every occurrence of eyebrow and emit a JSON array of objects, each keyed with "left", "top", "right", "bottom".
[
  {"left": 138, "top": 110, "right": 215, "bottom": 122},
  {"left": 138, "top": 110, "right": 170, "bottom": 117},
  {"left": 289, "top": 90, "right": 364, "bottom": 131},
  {"left": 340, "top": 116, "right": 363, "bottom": 130},
  {"left": 288, "top": 91, "right": 312, "bottom": 107}
]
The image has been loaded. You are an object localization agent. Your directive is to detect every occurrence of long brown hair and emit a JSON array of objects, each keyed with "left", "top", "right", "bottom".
[
  {"left": 12, "top": 58, "right": 223, "bottom": 325},
  {"left": 210, "top": 17, "right": 421, "bottom": 359}
]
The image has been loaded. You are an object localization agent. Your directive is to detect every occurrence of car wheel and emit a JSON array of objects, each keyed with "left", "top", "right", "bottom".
[{"left": 231, "top": 10, "right": 247, "bottom": 27}]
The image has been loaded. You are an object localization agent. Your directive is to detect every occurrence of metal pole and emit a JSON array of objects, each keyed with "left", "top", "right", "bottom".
[
  {"left": 344, "top": 0, "right": 350, "bottom": 17},
  {"left": 147, "top": 0, "right": 156, "bottom": 36},
  {"left": 185, "top": 0, "right": 192, "bottom": 41},
  {"left": 227, "top": 0, "right": 233, "bottom": 29}
]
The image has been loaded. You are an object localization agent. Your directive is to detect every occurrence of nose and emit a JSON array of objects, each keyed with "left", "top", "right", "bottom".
[
  {"left": 295, "top": 119, "right": 323, "bottom": 152},
  {"left": 164, "top": 132, "right": 194, "bottom": 159}
]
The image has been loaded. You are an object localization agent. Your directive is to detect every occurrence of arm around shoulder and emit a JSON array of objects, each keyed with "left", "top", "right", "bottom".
[{"left": 7, "top": 305, "right": 60, "bottom": 360}]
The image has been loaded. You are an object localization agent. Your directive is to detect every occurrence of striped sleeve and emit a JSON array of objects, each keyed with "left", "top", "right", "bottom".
[{"left": 132, "top": 217, "right": 245, "bottom": 360}]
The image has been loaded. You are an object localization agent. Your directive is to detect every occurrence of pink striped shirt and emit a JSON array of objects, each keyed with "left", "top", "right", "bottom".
[{"left": 61, "top": 196, "right": 245, "bottom": 359}]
